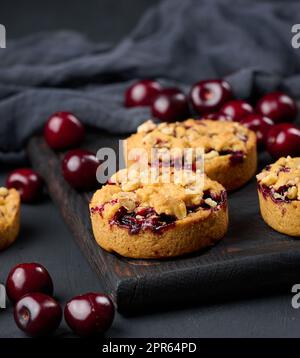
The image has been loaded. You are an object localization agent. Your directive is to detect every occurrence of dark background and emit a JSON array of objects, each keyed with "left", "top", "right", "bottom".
[
  {"left": 1, "top": 0, "right": 160, "bottom": 43},
  {"left": 1, "top": 0, "right": 300, "bottom": 338}
]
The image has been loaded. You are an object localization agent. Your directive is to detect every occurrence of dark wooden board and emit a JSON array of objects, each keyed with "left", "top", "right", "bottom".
[{"left": 27, "top": 131, "right": 300, "bottom": 313}]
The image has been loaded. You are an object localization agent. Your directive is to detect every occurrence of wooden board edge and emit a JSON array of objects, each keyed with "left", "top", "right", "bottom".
[{"left": 26, "top": 137, "right": 119, "bottom": 297}]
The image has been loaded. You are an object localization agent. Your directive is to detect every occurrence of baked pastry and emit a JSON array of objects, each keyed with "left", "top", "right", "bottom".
[
  {"left": 124, "top": 119, "right": 257, "bottom": 191},
  {"left": 90, "top": 167, "right": 228, "bottom": 259},
  {"left": 257, "top": 156, "right": 300, "bottom": 237},
  {"left": 0, "top": 187, "right": 21, "bottom": 250}
]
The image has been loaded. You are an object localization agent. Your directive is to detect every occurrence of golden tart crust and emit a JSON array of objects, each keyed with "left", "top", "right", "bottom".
[
  {"left": 90, "top": 168, "right": 228, "bottom": 259},
  {"left": 0, "top": 187, "right": 21, "bottom": 250},
  {"left": 257, "top": 156, "right": 300, "bottom": 237},
  {"left": 124, "top": 119, "right": 257, "bottom": 191}
]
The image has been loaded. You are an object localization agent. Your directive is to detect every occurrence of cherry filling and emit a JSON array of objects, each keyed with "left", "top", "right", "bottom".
[
  {"left": 264, "top": 165, "right": 290, "bottom": 173},
  {"left": 150, "top": 150, "right": 244, "bottom": 171},
  {"left": 278, "top": 166, "right": 291, "bottom": 173},
  {"left": 108, "top": 190, "right": 226, "bottom": 235},
  {"left": 110, "top": 207, "right": 176, "bottom": 235},
  {"left": 258, "top": 184, "right": 297, "bottom": 203},
  {"left": 265, "top": 164, "right": 272, "bottom": 171},
  {"left": 187, "top": 190, "right": 227, "bottom": 212},
  {"left": 153, "top": 157, "right": 194, "bottom": 170},
  {"left": 219, "top": 150, "right": 245, "bottom": 165},
  {"left": 208, "top": 190, "right": 227, "bottom": 208},
  {"left": 90, "top": 199, "right": 118, "bottom": 217}
]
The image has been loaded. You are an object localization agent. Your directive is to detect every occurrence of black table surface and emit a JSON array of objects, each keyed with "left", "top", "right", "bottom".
[{"left": 1, "top": 0, "right": 300, "bottom": 338}]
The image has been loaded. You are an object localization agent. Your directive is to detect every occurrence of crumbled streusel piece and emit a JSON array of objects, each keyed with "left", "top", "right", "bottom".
[{"left": 257, "top": 157, "right": 300, "bottom": 201}]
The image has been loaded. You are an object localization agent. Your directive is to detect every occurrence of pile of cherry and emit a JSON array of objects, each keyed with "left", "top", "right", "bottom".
[
  {"left": 5, "top": 262, "right": 114, "bottom": 337},
  {"left": 6, "top": 112, "right": 101, "bottom": 204},
  {"left": 125, "top": 79, "right": 300, "bottom": 158}
]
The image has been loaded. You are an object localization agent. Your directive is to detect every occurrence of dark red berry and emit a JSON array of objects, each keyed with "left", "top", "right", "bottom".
[
  {"left": 189, "top": 79, "right": 232, "bottom": 114},
  {"left": 151, "top": 88, "right": 190, "bottom": 122},
  {"left": 62, "top": 149, "right": 100, "bottom": 191},
  {"left": 44, "top": 112, "right": 85, "bottom": 150},
  {"left": 64, "top": 293, "right": 115, "bottom": 336},
  {"left": 266, "top": 123, "right": 300, "bottom": 158},
  {"left": 125, "top": 79, "right": 162, "bottom": 107},
  {"left": 6, "top": 168, "right": 43, "bottom": 203},
  {"left": 205, "top": 112, "right": 233, "bottom": 121},
  {"left": 14, "top": 293, "right": 62, "bottom": 337},
  {"left": 256, "top": 92, "right": 298, "bottom": 123},
  {"left": 241, "top": 114, "right": 274, "bottom": 146},
  {"left": 6, "top": 263, "right": 54, "bottom": 303},
  {"left": 220, "top": 100, "right": 254, "bottom": 122}
]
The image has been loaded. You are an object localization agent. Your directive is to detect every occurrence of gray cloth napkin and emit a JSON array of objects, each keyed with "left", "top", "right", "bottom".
[{"left": 0, "top": 0, "right": 300, "bottom": 162}]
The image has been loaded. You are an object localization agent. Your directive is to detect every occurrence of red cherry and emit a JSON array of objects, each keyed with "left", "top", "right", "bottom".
[
  {"left": 14, "top": 293, "right": 62, "bottom": 337},
  {"left": 266, "top": 123, "right": 300, "bottom": 158},
  {"left": 6, "top": 168, "right": 43, "bottom": 203},
  {"left": 241, "top": 114, "right": 274, "bottom": 146},
  {"left": 256, "top": 92, "right": 298, "bottom": 123},
  {"left": 125, "top": 79, "right": 162, "bottom": 107},
  {"left": 189, "top": 79, "right": 232, "bottom": 114},
  {"left": 44, "top": 112, "right": 85, "bottom": 150},
  {"left": 62, "top": 149, "right": 100, "bottom": 191},
  {"left": 6, "top": 263, "right": 54, "bottom": 303},
  {"left": 151, "top": 88, "right": 190, "bottom": 122},
  {"left": 220, "top": 100, "right": 254, "bottom": 122},
  {"left": 205, "top": 112, "right": 233, "bottom": 121},
  {"left": 64, "top": 293, "right": 115, "bottom": 336}
]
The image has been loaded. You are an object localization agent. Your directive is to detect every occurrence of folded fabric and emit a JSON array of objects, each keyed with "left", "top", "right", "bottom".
[{"left": 0, "top": 0, "right": 300, "bottom": 162}]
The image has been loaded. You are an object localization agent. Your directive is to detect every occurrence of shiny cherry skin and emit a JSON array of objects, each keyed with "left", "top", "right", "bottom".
[
  {"left": 6, "top": 263, "right": 54, "bottom": 303},
  {"left": 266, "top": 123, "right": 300, "bottom": 158},
  {"left": 62, "top": 149, "right": 100, "bottom": 191},
  {"left": 14, "top": 293, "right": 62, "bottom": 337},
  {"left": 220, "top": 99, "right": 254, "bottom": 122},
  {"left": 205, "top": 112, "right": 233, "bottom": 121},
  {"left": 6, "top": 168, "right": 43, "bottom": 203},
  {"left": 189, "top": 79, "right": 232, "bottom": 114},
  {"left": 125, "top": 79, "right": 162, "bottom": 107},
  {"left": 64, "top": 293, "right": 115, "bottom": 336},
  {"left": 256, "top": 92, "right": 298, "bottom": 123},
  {"left": 44, "top": 112, "right": 85, "bottom": 150},
  {"left": 151, "top": 88, "right": 190, "bottom": 122},
  {"left": 241, "top": 114, "right": 274, "bottom": 147}
]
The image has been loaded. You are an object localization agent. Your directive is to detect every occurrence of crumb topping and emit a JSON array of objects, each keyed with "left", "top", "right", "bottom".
[
  {"left": 0, "top": 187, "right": 19, "bottom": 224},
  {"left": 130, "top": 119, "right": 251, "bottom": 163},
  {"left": 257, "top": 156, "right": 300, "bottom": 201},
  {"left": 91, "top": 168, "right": 226, "bottom": 221}
]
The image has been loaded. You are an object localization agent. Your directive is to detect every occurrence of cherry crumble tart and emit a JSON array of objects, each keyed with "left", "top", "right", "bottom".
[
  {"left": 125, "top": 119, "right": 257, "bottom": 191},
  {"left": 90, "top": 168, "right": 228, "bottom": 259},
  {"left": 0, "top": 187, "right": 20, "bottom": 251},
  {"left": 257, "top": 156, "right": 300, "bottom": 237}
]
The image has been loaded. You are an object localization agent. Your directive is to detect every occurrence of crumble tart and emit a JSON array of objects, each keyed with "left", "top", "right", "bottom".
[
  {"left": 124, "top": 119, "right": 257, "bottom": 191},
  {"left": 257, "top": 156, "right": 300, "bottom": 237},
  {"left": 90, "top": 168, "right": 228, "bottom": 259},
  {"left": 0, "top": 187, "right": 21, "bottom": 250}
]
